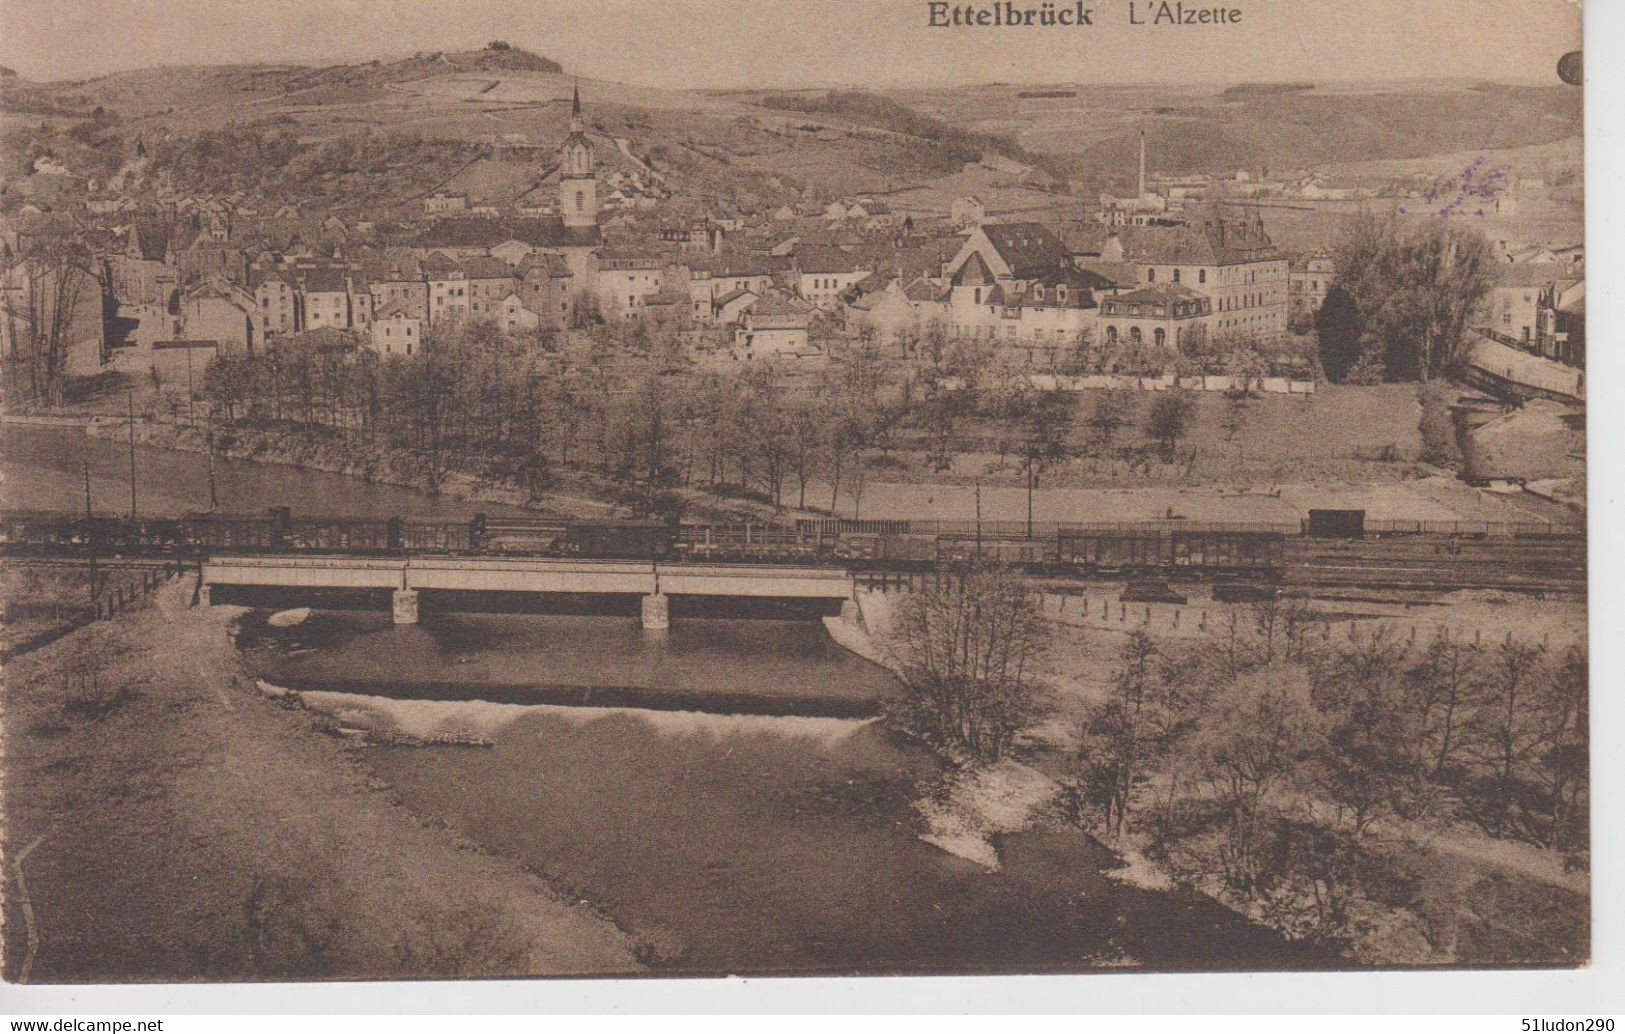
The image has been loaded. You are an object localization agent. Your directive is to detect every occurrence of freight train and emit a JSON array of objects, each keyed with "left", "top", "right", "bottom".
[
  {"left": 0, "top": 509, "right": 1582, "bottom": 586},
  {"left": 1, "top": 508, "right": 1296, "bottom": 576}
]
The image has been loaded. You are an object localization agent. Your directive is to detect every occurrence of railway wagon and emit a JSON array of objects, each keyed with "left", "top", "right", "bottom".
[
  {"left": 831, "top": 532, "right": 941, "bottom": 566},
  {"left": 100, "top": 517, "right": 188, "bottom": 554},
  {"left": 477, "top": 518, "right": 674, "bottom": 559},
  {"left": 674, "top": 522, "right": 818, "bottom": 562},
  {"left": 1056, "top": 527, "right": 1287, "bottom": 575},
  {"left": 1057, "top": 529, "right": 1167, "bottom": 572},
  {"left": 1, "top": 513, "right": 197, "bottom": 557},
  {"left": 397, "top": 520, "right": 472, "bottom": 554},
  {"left": 1170, "top": 530, "right": 1286, "bottom": 572},
  {"left": 0, "top": 511, "right": 102, "bottom": 555},
  {"left": 562, "top": 519, "right": 672, "bottom": 559},
  {"left": 934, "top": 535, "right": 1053, "bottom": 567},
  {"left": 278, "top": 517, "right": 394, "bottom": 554},
  {"left": 182, "top": 514, "right": 277, "bottom": 554}
]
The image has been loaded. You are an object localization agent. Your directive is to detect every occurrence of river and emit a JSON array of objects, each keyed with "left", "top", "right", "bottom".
[
  {"left": 242, "top": 606, "right": 1312, "bottom": 974},
  {"left": 237, "top": 603, "right": 1314, "bottom": 975},
  {"left": 0, "top": 423, "right": 528, "bottom": 519},
  {"left": 240, "top": 605, "right": 901, "bottom": 718}
]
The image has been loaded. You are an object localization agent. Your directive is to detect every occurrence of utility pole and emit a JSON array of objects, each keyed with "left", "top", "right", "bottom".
[
  {"left": 206, "top": 406, "right": 218, "bottom": 512},
  {"left": 126, "top": 387, "right": 137, "bottom": 518},
  {"left": 84, "top": 459, "right": 97, "bottom": 604},
  {"left": 186, "top": 344, "right": 195, "bottom": 426},
  {"left": 1026, "top": 462, "right": 1035, "bottom": 543},
  {"left": 975, "top": 481, "right": 983, "bottom": 557}
]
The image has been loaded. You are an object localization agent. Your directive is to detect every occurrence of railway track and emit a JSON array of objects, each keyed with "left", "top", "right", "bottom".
[
  {"left": 1, "top": 510, "right": 1587, "bottom": 596},
  {"left": 1280, "top": 537, "right": 1586, "bottom": 594}
]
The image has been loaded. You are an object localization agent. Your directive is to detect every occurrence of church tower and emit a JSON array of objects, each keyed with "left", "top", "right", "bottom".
[{"left": 559, "top": 82, "right": 597, "bottom": 230}]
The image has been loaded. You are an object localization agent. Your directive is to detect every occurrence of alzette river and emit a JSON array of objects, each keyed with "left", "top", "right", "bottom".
[{"left": 0, "top": 423, "right": 527, "bottom": 519}]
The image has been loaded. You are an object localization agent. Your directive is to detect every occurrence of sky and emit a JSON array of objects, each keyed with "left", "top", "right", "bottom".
[{"left": 0, "top": 0, "right": 1584, "bottom": 89}]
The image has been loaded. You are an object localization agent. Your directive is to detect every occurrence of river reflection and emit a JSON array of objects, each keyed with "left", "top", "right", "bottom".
[{"left": 240, "top": 606, "right": 902, "bottom": 717}]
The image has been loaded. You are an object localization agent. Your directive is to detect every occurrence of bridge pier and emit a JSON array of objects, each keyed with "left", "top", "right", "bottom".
[
  {"left": 392, "top": 589, "right": 419, "bottom": 625},
  {"left": 641, "top": 592, "right": 670, "bottom": 631},
  {"left": 197, "top": 584, "right": 211, "bottom": 607}
]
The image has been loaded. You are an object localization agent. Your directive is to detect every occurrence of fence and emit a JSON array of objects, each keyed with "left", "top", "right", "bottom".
[
  {"left": 1361, "top": 519, "right": 1579, "bottom": 538},
  {"left": 938, "top": 374, "right": 1319, "bottom": 395},
  {"left": 1026, "top": 373, "right": 1318, "bottom": 396},
  {"left": 0, "top": 561, "right": 190, "bottom": 661},
  {"left": 806, "top": 517, "right": 1575, "bottom": 540},
  {"left": 1030, "top": 591, "right": 1578, "bottom": 650}
]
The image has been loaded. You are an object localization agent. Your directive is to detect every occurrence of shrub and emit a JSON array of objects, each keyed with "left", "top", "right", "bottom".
[{"left": 1417, "top": 381, "right": 1462, "bottom": 467}]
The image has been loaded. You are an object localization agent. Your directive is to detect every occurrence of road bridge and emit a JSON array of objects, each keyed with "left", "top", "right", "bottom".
[{"left": 199, "top": 555, "right": 856, "bottom": 628}]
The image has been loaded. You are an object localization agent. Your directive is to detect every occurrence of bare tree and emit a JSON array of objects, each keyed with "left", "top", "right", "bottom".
[
  {"left": 1072, "top": 630, "right": 1178, "bottom": 836},
  {"left": 2, "top": 227, "right": 107, "bottom": 408},
  {"left": 887, "top": 560, "right": 1047, "bottom": 761},
  {"left": 1086, "top": 389, "right": 1131, "bottom": 451},
  {"left": 1467, "top": 638, "right": 1548, "bottom": 838}
]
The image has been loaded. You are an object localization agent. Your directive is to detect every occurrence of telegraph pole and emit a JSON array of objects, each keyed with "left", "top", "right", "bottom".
[
  {"left": 84, "top": 459, "right": 97, "bottom": 603},
  {"left": 206, "top": 406, "right": 218, "bottom": 512},
  {"left": 126, "top": 387, "right": 137, "bottom": 518},
  {"left": 975, "top": 481, "right": 983, "bottom": 557}
]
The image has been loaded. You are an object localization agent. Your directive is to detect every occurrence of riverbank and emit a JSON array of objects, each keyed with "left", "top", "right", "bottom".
[
  {"left": 1, "top": 581, "right": 640, "bottom": 981},
  {"left": 11, "top": 405, "right": 1577, "bottom": 531},
  {"left": 89, "top": 417, "right": 794, "bottom": 524},
  {"left": 825, "top": 588, "right": 1589, "bottom": 966}
]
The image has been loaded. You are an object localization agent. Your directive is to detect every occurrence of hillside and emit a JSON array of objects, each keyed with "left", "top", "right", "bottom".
[
  {"left": 898, "top": 80, "right": 1582, "bottom": 191},
  {"left": 0, "top": 53, "right": 1583, "bottom": 218}
]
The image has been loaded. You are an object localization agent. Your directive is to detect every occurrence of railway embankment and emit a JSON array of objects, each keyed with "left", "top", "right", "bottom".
[{"left": 1, "top": 581, "right": 641, "bottom": 981}]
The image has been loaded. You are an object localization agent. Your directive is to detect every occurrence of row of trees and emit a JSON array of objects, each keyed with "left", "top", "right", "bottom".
[
  {"left": 201, "top": 319, "right": 924, "bottom": 515},
  {"left": 196, "top": 318, "right": 1217, "bottom": 518},
  {"left": 900, "top": 319, "right": 1314, "bottom": 383},
  {"left": 1069, "top": 609, "right": 1586, "bottom": 948}
]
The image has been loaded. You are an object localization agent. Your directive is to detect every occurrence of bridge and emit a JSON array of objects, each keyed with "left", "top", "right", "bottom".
[
  {"left": 1461, "top": 333, "right": 1585, "bottom": 404},
  {"left": 198, "top": 555, "right": 856, "bottom": 628}
]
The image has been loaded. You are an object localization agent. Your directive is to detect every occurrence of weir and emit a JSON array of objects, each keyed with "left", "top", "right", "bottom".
[{"left": 200, "top": 555, "right": 855, "bottom": 627}]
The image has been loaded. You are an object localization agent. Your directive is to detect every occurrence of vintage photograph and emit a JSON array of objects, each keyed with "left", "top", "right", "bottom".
[{"left": 0, "top": 0, "right": 1586, "bottom": 983}]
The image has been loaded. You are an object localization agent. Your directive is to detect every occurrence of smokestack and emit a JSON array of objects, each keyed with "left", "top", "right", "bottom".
[{"left": 1138, "top": 129, "right": 1147, "bottom": 198}]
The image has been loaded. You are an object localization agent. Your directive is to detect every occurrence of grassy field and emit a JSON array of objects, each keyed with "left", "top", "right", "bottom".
[
  {"left": 880, "top": 383, "right": 1432, "bottom": 490},
  {"left": 1, "top": 583, "right": 638, "bottom": 981},
  {"left": 856, "top": 383, "right": 1435, "bottom": 501}
]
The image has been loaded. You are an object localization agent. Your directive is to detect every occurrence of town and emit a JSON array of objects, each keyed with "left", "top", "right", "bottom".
[{"left": 0, "top": 78, "right": 1585, "bottom": 469}]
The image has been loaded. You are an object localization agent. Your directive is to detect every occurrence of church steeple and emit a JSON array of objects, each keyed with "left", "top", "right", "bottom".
[{"left": 559, "top": 79, "right": 597, "bottom": 231}]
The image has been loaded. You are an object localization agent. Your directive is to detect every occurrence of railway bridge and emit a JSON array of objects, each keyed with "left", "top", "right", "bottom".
[{"left": 199, "top": 554, "right": 856, "bottom": 628}]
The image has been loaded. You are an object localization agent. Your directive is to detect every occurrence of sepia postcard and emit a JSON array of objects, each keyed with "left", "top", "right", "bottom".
[{"left": 0, "top": 0, "right": 1589, "bottom": 988}]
